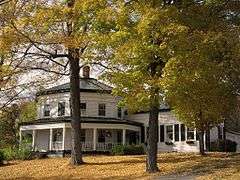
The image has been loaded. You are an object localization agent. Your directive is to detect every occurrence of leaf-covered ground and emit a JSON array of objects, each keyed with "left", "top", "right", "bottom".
[{"left": 0, "top": 153, "right": 240, "bottom": 180}]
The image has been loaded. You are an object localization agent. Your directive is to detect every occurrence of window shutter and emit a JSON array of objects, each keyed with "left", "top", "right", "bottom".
[
  {"left": 181, "top": 124, "right": 186, "bottom": 141},
  {"left": 175, "top": 124, "right": 179, "bottom": 142},
  {"left": 160, "top": 125, "right": 165, "bottom": 142}
]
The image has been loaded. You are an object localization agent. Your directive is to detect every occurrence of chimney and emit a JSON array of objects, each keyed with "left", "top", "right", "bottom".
[{"left": 82, "top": 66, "right": 90, "bottom": 78}]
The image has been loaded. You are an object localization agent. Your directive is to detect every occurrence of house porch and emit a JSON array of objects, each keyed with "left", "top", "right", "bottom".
[{"left": 20, "top": 122, "right": 142, "bottom": 152}]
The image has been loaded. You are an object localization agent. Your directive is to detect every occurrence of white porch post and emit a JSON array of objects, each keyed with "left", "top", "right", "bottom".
[
  {"left": 32, "top": 130, "right": 36, "bottom": 151},
  {"left": 173, "top": 125, "right": 175, "bottom": 142},
  {"left": 194, "top": 128, "right": 197, "bottom": 141},
  {"left": 62, "top": 127, "right": 66, "bottom": 150},
  {"left": 122, "top": 129, "right": 126, "bottom": 145},
  {"left": 179, "top": 124, "right": 182, "bottom": 141},
  {"left": 49, "top": 128, "right": 53, "bottom": 151},
  {"left": 93, "top": 128, "right": 97, "bottom": 151},
  {"left": 19, "top": 130, "right": 22, "bottom": 144}
]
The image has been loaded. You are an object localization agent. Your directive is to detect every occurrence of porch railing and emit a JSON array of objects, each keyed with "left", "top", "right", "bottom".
[
  {"left": 96, "top": 142, "right": 121, "bottom": 151},
  {"left": 52, "top": 141, "right": 63, "bottom": 150},
  {"left": 52, "top": 141, "right": 121, "bottom": 151},
  {"left": 81, "top": 142, "right": 93, "bottom": 151}
]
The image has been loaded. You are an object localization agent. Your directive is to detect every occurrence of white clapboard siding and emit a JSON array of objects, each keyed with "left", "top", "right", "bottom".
[{"left": 37, "top": 92, "right": 121, "bottom": 119}]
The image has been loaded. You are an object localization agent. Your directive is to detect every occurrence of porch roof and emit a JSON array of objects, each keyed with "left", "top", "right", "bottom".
[{"left": 20, "top": 116, "right": 143, "bottom": 127}]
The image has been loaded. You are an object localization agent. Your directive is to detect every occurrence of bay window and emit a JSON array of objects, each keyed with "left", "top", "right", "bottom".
[
  {"left": 187, "top": 127, "right": 195, "bottom": 140},
  {"left": 166, "top": 125, "right": 174, "bottom": 141},
  {"left": 181, "top": 124, "right": 186, "bottom": 141}
]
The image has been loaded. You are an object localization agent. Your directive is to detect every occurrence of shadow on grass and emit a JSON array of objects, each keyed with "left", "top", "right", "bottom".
[{"left": 161, "top": 153, "right": 240, "bottom": 177}]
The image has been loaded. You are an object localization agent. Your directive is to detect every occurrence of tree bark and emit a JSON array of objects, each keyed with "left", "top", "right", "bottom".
[
  {"left": 146, "top": 63, "right": 160, "bottom": 173},
  {"left": 205, "top": 128, "right": 211, "bottom": 152},
  {"left": 69, "top": 48, "right": 84, "bottom": 165},
  {"left": 146, "top": 87, "right": 159, "bottom": 173},
  {"left": 199, "top": 130, "right": 205, "bottom": 155},
  {"left": 223, "top": 120, "right": 227, "bottom": 152}
]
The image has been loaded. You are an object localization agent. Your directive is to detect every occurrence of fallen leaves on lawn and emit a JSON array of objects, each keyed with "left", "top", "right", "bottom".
[{"left": 0, "top": 153, "right": 239, "bottom": 180}]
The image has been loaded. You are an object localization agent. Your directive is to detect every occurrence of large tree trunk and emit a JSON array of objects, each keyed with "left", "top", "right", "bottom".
[
  {"left": 205, "top": 127, "right": 211, "bottom": 152},
  {"left": 223, "top": 120, "right": 227, "bottom": 152},
  {"left": 69, "top": 49, "right": 84, "bottom": 165},
  {"left": 146, "top": 87, "right": 159, "bottom": 173},
  {"left": 146, "top": 62, "right": 160, "bottom": 173},
  {"left": 199, "top": 130, "right": 205, "bottom": 155}
]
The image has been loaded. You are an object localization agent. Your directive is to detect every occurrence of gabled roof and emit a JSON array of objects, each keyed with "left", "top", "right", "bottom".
[{"left": 37, "top": 78, "right": 113, "bottom": 96}]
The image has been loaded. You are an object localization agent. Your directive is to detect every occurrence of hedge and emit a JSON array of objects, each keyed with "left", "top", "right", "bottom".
[
  {"left": 210, "top": 139, "right": 237, "bottom": 152},
  {"left": 111, "top": 144, "right": 145, "bottom": 155}
]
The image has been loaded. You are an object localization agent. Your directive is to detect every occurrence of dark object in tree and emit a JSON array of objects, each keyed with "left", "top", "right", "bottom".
[{"left": 210, "top": 139, "right": 237, "bottom": 152}]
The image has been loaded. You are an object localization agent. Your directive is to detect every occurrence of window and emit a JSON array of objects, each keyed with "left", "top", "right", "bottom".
[
  {"left": 80, "top": 103, "right": 86, "bottom": 115},
  {"left": 166, "top": 125, "right": 173, "bottom": 141},
  {"left": 187, "top": 127, "right": 195, "bottom": 140},
  {"left": 174, "top": 124, "right": 179, "bottom": 142},
  {"left": 58, "top": 102, "right": 65, "bottom": 116},
  {"left": 118, "top": 107, "right": 122, "bottom": 118},
  {"left": 98, "top": 104, "right": 106, "bottom": 116},
  {"left": 181, "top": 124, "right": 186, "bottom": 141},
  {"left": 160, "top": 125, "right": 165, "bottom": 142},
  {"left": 43, "top": 104, "right": 50, "bottom": 117}
]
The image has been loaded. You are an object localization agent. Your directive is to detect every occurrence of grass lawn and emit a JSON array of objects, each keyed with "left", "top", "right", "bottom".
[{"left": 1, "top": 153, "right": 240, "bottom": 179}]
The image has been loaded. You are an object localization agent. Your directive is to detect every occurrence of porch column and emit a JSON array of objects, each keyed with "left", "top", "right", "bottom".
[
  {"left": 179, "top": 124, "right": 182, "bottom": 141},
  {"left": 173, "top": 125, "right": 175, "bottom": 142},
  {"left": 19, "top": 130, "right": 22, "bottom": 144},
  {"left": 49, "top": 128, "right": 53, "bottom": 151},
  {"left": 93, "top": 128, "right": 97, "bottom": 151},
  {"left": 32, "top": 130, "right": 36, "bottom": 151},
  {"left": 62, "top": 127, "right": 66, "bottom": 150},
  {"left": 144, "top": 126, "right": 147, "bottom": 142},
  {"left": 122, "top": 129, "right": 126, "bottom": 145}
]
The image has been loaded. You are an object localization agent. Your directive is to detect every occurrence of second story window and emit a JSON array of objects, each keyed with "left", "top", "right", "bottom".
[
  {"left": 58, "top": 102, "right": 65, "bottom": 116},
  {"left": 43, "top": 104, "right": 50, "bottom": 117},
  {"left": 80, "top": 103, "right": 86, "bottom": 115},
  {"left": 98, "top": 103, "right": 106, "bottom": 116},
  {"left": 118, "top": 107, "right": 122, "bottom": 118}
]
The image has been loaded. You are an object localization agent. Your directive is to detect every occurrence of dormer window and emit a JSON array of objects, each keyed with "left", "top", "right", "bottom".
[
  {"left": 43, "top": 104, "right": 50, "bottom": 117},
  {"left": 98, "top": 103, "right": 106, "bottom": 116},
  {"left": 80, "top": 103, "right": 86, "bottom": 115},
  {"left": 58, "top": 102, "right": 65, "bottom": 116},
  {"left": 118, "top": 107, "right": 122, "bottom": 118}
]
